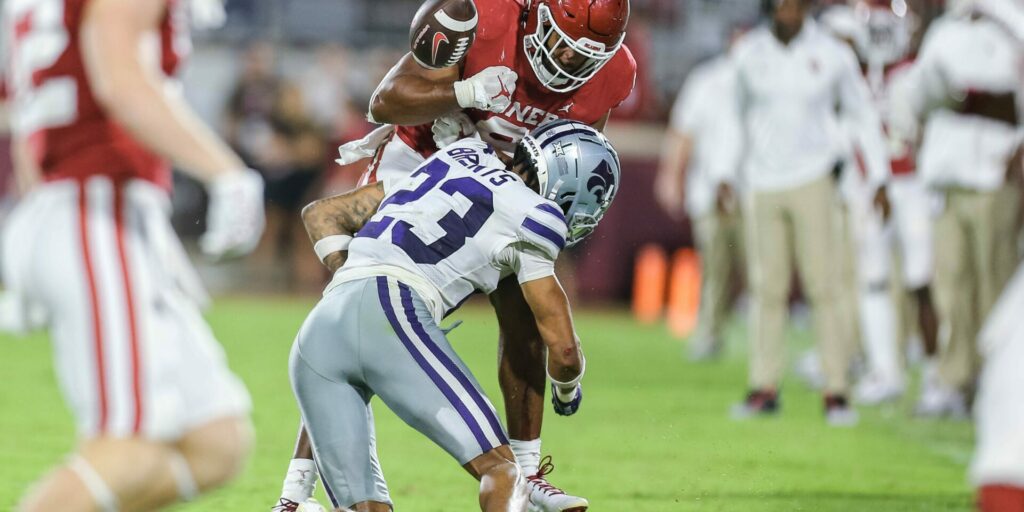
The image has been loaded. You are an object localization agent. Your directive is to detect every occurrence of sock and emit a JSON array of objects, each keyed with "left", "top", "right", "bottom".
[
  {"left": 280, "top": 458, "right": 318, "bottom": 502},
  {"left": 859, "top": 287, "right": 902, "bottom": 383},
  {"left": 510, "top": 439, "right": 541, "bottom": 476}
]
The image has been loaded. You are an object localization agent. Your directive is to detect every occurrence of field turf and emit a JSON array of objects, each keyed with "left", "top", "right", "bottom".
[{"left": 0, "top": 297, "right": 974, "bottom": 511}]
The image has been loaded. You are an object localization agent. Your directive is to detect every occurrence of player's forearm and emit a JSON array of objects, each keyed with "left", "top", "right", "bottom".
[
  {"left": 301, "top": 183, "right": 385, "bottom": 270},
  {"left": 370, "top": 75, "right": 461, "bottom": 125},
  {"left": 521, "top": 277, "right": 583, "bottom": 381},
  {"left": 81, "top": 0, "right": 244, "bottom": 184}
]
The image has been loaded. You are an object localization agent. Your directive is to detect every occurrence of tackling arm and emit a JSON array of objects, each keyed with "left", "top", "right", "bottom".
[
  {"left": 370, "top": 53, "right": 517, "bottom": 125},
  {"left": 300, "top": 182, "right": 385, "bottom": 273},
  {"left": 519, "top": 276, "right": 584, "bottom": 389}
]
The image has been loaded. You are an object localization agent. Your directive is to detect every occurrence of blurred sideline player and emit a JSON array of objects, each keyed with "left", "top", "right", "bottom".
[
  {"left": 292, "top": 121, "right": 618, "bottom": 512},
  {"left": 970, "top": 1, "right": 1024, "bottom": 509},
  {"left": 653, "top": 31, "right": 744, "bottom": 361},
  {"left": 1, "top": 0, "right": 265, "bottom": 510},
  {"left": 821, "top": 1, "right": 939, "bottom": 405},
  {"left": 274, "top": 1, "right": 635, "bottom": 510},
  {"left": 889, "top": 0, "right": 1023, "bottom": 417}
]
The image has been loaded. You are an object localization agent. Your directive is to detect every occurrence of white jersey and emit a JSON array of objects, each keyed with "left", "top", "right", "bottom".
[{"left": 328, "top": 139, "right": 568, "bottom": 321}]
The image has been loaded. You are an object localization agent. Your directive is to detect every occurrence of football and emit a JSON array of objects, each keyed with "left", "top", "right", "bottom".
[{"left": 409, "top": 0, "right": 478, "bottom": 69}]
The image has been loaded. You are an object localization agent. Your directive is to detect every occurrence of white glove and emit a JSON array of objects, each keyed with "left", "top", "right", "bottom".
[
  {"left": 453, "top": 66, "right": 517, "bottom": 113},
  {"left": 432, "top": 112, "right": 477, "bottom": 149},
  {"left": 200, "top": 169, "right": 265, "bottom": 260},
  {"left": 188, "top": 0, "right": 227, "bottom": 30}
]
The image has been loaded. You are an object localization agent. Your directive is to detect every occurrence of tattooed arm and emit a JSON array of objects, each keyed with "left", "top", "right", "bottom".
[{"left": 301, "top": 182, "right": 386, "bottom": 272}]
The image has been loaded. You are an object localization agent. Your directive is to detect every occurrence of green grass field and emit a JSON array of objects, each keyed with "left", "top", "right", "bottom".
[{"left": 0, "top": 297, "right": 975, "bottom": 511}]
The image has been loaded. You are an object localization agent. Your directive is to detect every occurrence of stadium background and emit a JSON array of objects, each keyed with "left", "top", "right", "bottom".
[{"left": 0, "top": 0, "right": 979, "bottom": 510}]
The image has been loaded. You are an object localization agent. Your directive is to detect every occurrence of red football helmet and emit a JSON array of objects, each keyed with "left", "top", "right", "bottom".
[{"left": 522, "top": 0, "right": 629, "bottom": 92}]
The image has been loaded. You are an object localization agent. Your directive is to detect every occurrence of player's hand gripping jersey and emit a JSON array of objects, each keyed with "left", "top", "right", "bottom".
[{"left": 330, "top": 137, "right": 569, "bottom": 322}]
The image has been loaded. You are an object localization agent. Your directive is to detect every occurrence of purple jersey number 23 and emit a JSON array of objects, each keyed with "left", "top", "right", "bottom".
[{"left": 357, "top": 160, "right": 494, "bottom": 265}]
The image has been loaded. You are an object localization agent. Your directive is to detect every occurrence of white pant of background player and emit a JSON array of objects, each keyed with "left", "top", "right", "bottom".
[
  {"left": 2, "top": 176, "right": 250, "bottom": 509},
  {"left": 845, "top": 172, "right": 933, "bottom": 403}
]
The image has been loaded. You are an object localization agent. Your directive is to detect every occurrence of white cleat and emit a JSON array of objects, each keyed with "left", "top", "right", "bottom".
[
  {"left": 853, "top": 373, "right": 905, "bottom": 405},
  {"left": 526, "top": 456, "right": 589, "bottom": 512},
  {"left": 914, "top": 384, "right": 968, "bottom": 419},
  {"left": 271, "top": 498, "right": 326, "bottom": 512}
]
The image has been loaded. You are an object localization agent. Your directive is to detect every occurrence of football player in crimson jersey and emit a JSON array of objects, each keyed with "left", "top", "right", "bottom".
[
  {"left": 1, "top": 0, "right": 263, "bottom": 510},
  {"left": 272, "top": 1, "right": 635, "bottom": 511}
]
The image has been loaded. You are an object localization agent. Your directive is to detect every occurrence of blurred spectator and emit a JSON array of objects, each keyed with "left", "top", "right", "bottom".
[
  {"left": 889, "top": 2, "right": 1024, "bottom": 418},
  {"left": 728, "top": 0, "right": 889, "bottom": 425},
  {"left": 225, "top": 41, "right": 282, "bottom": 165},
  {"left": 257, "top": 83, "right": 329, "bottom": 292},
  {"left": 654, "top": 31, "right": 745, "bottom": 361}
]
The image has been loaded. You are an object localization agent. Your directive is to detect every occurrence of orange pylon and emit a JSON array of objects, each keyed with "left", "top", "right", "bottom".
[
  {"left": 667, "top": 248, "right": 701, "bottom": 338},
  {"left": 632, "top": 244, "right": 668, "bottom": 324}
]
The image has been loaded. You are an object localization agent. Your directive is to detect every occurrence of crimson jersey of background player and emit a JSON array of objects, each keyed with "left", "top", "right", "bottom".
[
  {"left": 4, "top": 0, "right": 187, "bottom": 191},
  {"left": 394, "top": 0, "right": 637, "bottom": 157}
]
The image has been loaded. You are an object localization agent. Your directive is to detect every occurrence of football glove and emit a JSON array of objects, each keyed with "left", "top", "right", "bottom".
[
  {"left": 199, "top": 169, "right": 265, "bottom": 261},
  {"left": 551, "top": 382, "right": 583, "bottom": 416},
  {"left": 453, "top": 66, "right": 518, "bottom": 113},
  {"left": 432, "top": 112, "right": 477, "bottom": 150}
]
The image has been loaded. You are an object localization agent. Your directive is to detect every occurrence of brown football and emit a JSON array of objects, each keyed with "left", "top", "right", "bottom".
[{"left": 409, "top": 0, "right": 478, "bottom": 69}]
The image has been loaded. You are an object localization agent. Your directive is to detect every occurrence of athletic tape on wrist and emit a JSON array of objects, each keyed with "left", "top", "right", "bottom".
[
  {"left": 314, "top": 235, "right": 353, "bottom": 263},
  {"left": 453, "top": 80, "right": 476, "bottom": 109},
  {"left": 547, "top": 351, "right": 585, "bottom": 397},
  {"left": 170, "top": 452, "right": 199, "bottom": 501}
]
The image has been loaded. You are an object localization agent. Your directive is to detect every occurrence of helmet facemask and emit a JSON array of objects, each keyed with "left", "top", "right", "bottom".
[{"left": 523, "top": 4, "right": 623, "bottom": 93}]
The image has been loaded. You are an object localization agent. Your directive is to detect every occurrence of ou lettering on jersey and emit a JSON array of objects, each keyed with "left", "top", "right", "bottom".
[{"left": 393, "top": 0, "right": 637, "bottom": 156}]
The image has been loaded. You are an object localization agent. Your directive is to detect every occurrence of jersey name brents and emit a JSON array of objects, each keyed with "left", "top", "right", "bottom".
[
  {"left": 333, "top": 139, "right": 568, "bottom": 321},
  {"left": 1, "top": 0, "right": 186, "bottom": 190}
]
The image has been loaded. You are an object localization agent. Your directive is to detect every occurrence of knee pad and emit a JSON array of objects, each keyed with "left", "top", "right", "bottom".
[{"left": 68, "top": 456, "right": 119, "bottom": 512}]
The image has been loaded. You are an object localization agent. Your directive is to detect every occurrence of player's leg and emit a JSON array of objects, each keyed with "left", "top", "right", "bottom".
[
  {"left": 921, "top": 190, "right": 971, "bottom": 417},
  {"left": 734, "top": 187, "right": 790, "bottom": 416},
  {"left": 891, "top": 177, "right": 939, "bottom": 358},
  {"left": 370, "top": 276, "right": 527, "bottom": 511},
  {"left": 849, "top": 188, "right": 903, "bottom": 404},
  {"left": 464, "top": 446, "right": 529, "bottom": 512},
  {"left": 289, "top": 281, "right": 394, "bottom": 511},
  {"left": 972, "top": 264, "right": 1024, "bottom": 510},
  {"left": 789, "top": 176, "right": 856, "bottom": 424},
  {"left": 690, "top": 211, "right": 731, "bottom": 360}
]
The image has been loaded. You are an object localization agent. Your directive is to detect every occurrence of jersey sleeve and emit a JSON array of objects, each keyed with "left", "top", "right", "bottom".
[
  {"left": 516, "top": 201, "right": 568, "bottom": 262},
  {"left": 608, "top": 45, "right": 638, "bottom": 109},
  {"left": 496, "top": 243, "right": 558, "bottom": 284}
]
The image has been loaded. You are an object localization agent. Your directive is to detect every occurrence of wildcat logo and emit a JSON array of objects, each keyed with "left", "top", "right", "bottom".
[{"left": 587, "top": 160, "right": 616, "bottom": 203}]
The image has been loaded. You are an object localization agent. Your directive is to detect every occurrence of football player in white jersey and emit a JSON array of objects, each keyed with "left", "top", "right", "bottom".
[
  {"left": 821, "top": 1, "right": 939, "bottom": 406},
  {"left": 289, "top": 120, "right": 619, "bottom": 512}
]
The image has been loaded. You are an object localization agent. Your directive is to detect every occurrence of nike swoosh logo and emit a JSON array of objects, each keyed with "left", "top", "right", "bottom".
[{"left": 432, "top": 32, "right": 449, "bottom": 65}]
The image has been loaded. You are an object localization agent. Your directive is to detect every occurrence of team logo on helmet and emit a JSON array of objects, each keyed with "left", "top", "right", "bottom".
[{"left": 587, "top": 160, "right": 616, "bottom": 204}]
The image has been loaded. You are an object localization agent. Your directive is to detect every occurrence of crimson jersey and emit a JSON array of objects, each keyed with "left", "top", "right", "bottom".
[
  {"left": 2, "top": 0, "right": 188, "bottom": 190},
  {"left": 394, "top": 0, "right": 637, "bottom": 157}
]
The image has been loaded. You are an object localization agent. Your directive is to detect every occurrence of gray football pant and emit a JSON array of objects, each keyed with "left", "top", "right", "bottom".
[{"left": 289, "top": 276, "right": 509, "bottom": 509}]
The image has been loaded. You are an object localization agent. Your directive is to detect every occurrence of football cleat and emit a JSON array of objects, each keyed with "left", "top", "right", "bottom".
[
  {"left": 730, "top": 389, "right": 780, "bottom": 419},
  {"left": 271, "top": 498, "right": 326, "bottom": 512},
  {"left": 914, "top": 383, "right": 968, "bottom": 419},
  {"left": 853, "top": 373, "right": 905, "bottom": 405},
  {"left": 824, "top": 394, "right": 859, "bottom": 427},
  {"left": 526, "top": 456, "right": 588, "bottom": 512},
  {"left": 551, "top": 383, "right": 583, "bottom": 416}
]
